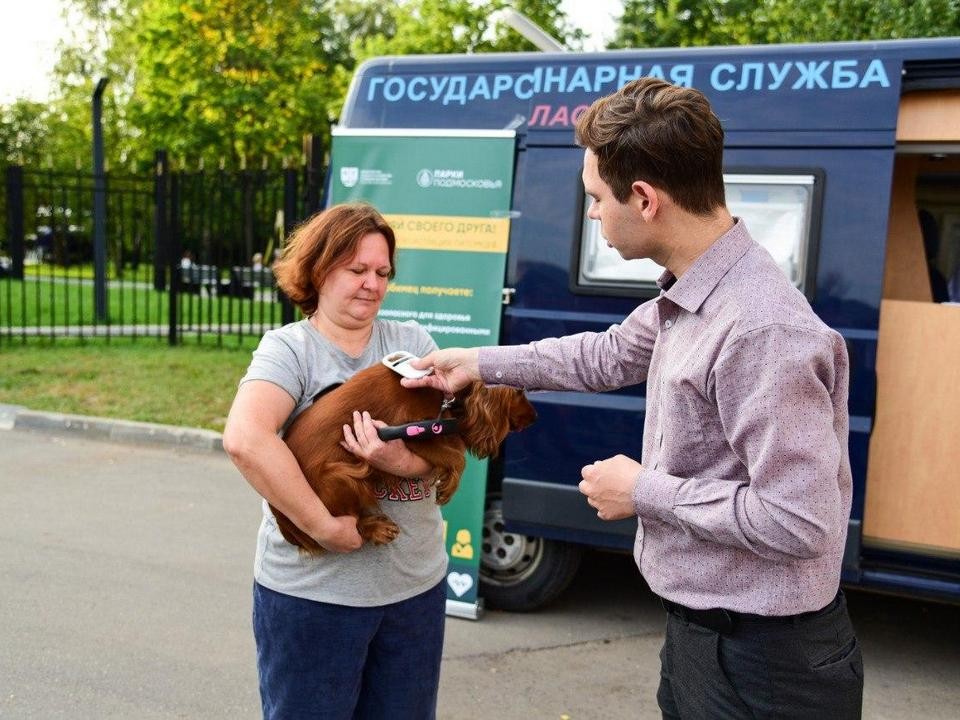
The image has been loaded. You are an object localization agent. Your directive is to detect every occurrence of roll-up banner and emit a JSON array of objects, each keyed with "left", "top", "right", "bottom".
[{"left": 329, "top": 128, "right": 517, "bottom": 619}]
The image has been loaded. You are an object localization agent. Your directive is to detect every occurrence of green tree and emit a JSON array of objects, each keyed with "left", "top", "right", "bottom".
[
  {"left": 27, "top": 0, "right": 590, "bottom": 171},
  {"left": 354, "top": 0, "right": 585, "bottom": 60},
  {"left": 1, "top": 101, "right": 55, "bottom": 166},
  {"left": 754, "top": 0, "right": 960, "bottom": 43},
  {"left": 500, "top": 0, "right": 588, "bottom": 50},
  {"left": 610, "top": 0, "right": 960, "bottom": 48},
  {"left": 611, "top": 0, "right": 756, "bottom": 48},
  {"left": 0, "top": 100, "right": 54, "bottom": 239},
  {"left": 44, "top": 0, "right": 356, "bottom": 168},
  {"left": 126, "top": 0, "right": 343, "bottom": 166}
]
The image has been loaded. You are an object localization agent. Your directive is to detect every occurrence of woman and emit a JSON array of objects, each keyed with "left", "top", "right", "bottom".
[{"left": 223, "top": 203, "right": 446, "bottom": 719}]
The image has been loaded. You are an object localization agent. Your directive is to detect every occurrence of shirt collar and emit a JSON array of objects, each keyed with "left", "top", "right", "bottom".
[{"left": 656, "top": 218, "right": 754, "bottom": 314}]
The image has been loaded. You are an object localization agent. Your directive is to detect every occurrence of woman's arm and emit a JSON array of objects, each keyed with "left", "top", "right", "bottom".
[{"left": 223, "top": 380, "right": 362, "bottom": 552}]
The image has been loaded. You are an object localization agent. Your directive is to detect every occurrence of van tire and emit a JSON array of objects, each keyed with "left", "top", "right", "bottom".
[{"left": 479, "top": 494, "right": 582, "bottom": 612}]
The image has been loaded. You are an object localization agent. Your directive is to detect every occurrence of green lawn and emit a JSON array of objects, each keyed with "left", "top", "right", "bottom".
[
  {"left": 0, "top": 277, "right": 284, "bottom": 329},
  {"left": 0, "top": 338, "right": 257, "bottom": 432},
  {"left": 22, "top": 262, "right": 155, "bottom": 282}
]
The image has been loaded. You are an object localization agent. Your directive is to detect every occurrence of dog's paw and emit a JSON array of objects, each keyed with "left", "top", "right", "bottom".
[
  {"left": 368, "top": 522, "right": 401, "bottom": 545},
  {"left": 359, "top": 515, "right": 401, "bottom": 545}
]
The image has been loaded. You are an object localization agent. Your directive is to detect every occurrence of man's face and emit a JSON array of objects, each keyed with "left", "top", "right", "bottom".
[{"left": 581, "top": 149, "right": 648, "bottom": 261}]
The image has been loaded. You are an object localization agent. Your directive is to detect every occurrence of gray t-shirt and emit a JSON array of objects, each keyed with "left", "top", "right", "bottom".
[{"left": 240, "top": 318, "right": 447, "bottom": 606}]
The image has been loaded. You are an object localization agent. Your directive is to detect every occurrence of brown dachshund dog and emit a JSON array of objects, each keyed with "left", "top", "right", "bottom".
[{"left": 274, "top": 363, "right": 536, "bottom": 554}]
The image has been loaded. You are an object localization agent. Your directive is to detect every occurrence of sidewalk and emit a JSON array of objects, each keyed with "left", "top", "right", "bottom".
[
  {"left": 0, "top": 402, "right": 224, "bottom": 451},
  {"left": 0, "top": 423, "right": 666, "bottom": 720},
  {"left": 3, "top": 407, "right": 960, "bottom": 719}
]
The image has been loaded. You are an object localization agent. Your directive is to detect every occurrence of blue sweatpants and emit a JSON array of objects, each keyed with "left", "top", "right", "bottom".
[{"left": 252, "top": 580, "right": 446, "bottom": 720}]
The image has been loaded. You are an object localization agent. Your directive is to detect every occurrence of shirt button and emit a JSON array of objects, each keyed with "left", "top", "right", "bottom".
[
  {"left": 664, "top": 320, "right": 673, "bottom": 329},
  {"left": 495, "top": 371, "right": 503, "bottom": 379}
]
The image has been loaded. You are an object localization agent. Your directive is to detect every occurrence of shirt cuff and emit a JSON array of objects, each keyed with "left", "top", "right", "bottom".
[
  {"left": 478, "top": 345, "right": 526, "bottom": 386},
  {"left": 633, "top": 467, "right": 684, "bottom": 523}
]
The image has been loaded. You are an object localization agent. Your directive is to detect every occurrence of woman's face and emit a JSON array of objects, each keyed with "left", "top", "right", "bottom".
[{"left": 316, "top": 232, "right": 391, "bottom": 329}]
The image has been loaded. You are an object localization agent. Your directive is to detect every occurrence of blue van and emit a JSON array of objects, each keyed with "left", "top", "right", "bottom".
[{"left": 339, "top": 38, "right": 960, "bottom": 610}]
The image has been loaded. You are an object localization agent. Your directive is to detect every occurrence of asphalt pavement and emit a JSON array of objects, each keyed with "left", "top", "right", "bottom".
[{"left": 1, "top": 409, "right": 958, "bottom": 719}]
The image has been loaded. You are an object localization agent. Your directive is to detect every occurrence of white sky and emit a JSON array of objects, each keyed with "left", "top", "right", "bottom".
[
  {"left": 565, "top": 0, "right": 622, "bottom": 51},
  {"left": 0, "top": 0, "right": 69, "bottom": 103},
  {"left": 0, "top": 0, "right": 623, "bottom": 104}
]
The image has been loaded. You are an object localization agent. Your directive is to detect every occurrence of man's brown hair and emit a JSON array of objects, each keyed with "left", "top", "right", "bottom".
[
  {"left": 575, "top": 78, "right": 726, "bottom": 215},
  {"left": 272, "top": 203, "right": 397, "bottom": 315}
]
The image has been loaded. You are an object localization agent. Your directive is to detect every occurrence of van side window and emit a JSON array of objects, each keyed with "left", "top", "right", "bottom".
[
  {"left": 916, "top": 174, "right": 960, "bottom": 304},
  {"left": 577, "top": 173, "right": 818, "bottom": 294}
]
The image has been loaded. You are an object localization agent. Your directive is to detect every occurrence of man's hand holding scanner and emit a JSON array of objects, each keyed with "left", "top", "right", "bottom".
[
  {"left": 579, "top": 455, "right": 643, "bottom": 521},
  {"left": 400, "top": 348, "right": 481, "bottom": 394}
]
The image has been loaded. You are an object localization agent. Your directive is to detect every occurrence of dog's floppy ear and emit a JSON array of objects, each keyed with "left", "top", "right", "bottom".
[
  {"left": 458, "top": 383, "right": 535, "bottom": 459},
  {"left": 457, "top": 382, "right": 510, "bottom": 459},
  {"left": 507, "top": 388, "right": 537, "bottom": 431}
]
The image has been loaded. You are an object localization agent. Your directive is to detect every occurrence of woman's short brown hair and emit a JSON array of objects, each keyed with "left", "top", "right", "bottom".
[
  {"left": 273, "top": 203, "right": 397, "bottom": 315},
  {"left": 575, "top": 78, "right": 726, "bottom": 215}
]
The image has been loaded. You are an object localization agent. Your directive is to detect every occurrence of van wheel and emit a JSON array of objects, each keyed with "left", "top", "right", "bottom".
[{"left": 479, "top": 494, "right": 582, "bottom": 612}]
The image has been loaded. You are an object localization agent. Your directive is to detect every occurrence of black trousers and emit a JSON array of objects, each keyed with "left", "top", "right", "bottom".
[{"left": 657, "top": 591, "right": 863, "bottom": 719}]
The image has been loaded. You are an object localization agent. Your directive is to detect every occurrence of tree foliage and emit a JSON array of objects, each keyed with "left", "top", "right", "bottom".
[
  {"left": 127, "top": 0, "right": 343, "bottom": 166},
  {"left": 1, "top": 101, "right": 57, "bottom": 166},
  {"left": 354, "top": 0, "right": 583, "bottom": 58},
  {"left": 2, "top": 0, "right": 957, "bottom": 173},
  {"left": 610, "top": 0, "right": 960, "bottom": 48},
  {"left": 1, "top": 0, "right": 584, "bottom": 171}
]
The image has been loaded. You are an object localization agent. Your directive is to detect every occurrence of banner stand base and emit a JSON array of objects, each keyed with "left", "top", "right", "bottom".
[{"left": 446, "top": 597, "right": 485, "bottom": 620}]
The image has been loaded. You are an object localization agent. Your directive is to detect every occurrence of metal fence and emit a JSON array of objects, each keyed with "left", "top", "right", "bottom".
[{"left": 1, "top": 149, "right": 324, "bottom": 345}]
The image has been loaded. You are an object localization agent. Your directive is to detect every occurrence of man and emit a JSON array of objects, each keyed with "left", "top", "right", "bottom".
[{"left": 404, "top": 77, "right": 862, "bottom": 718}]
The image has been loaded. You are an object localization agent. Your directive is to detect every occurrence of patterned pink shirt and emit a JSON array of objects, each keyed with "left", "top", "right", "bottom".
[{"left": 479, "top": 220, "right": 851, "bottom": 615}]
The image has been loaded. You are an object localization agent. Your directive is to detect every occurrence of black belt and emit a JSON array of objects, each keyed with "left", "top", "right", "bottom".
[{"left": 659, "top": 591, "right": 842, "bottom": 635}]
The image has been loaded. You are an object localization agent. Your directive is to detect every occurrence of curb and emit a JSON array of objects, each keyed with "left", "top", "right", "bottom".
[{"left": 0, "top": 403, "right": 224, "bottom": 452}]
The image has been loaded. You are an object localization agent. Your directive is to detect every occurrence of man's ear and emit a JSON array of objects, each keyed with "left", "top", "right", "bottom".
[{"left": 631, "top": 180, "right": 660, "bottom": 221}]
